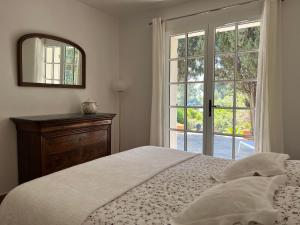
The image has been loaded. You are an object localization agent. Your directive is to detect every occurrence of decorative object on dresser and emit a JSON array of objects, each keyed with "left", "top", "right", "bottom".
[
  {"left": 81, "top": 98, "right": 98, "bottom": 114},
  {"left": 11, "top": 113, "right": 116, "bottom": 184}
]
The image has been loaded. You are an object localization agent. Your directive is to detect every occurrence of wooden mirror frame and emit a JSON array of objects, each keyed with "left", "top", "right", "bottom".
[{"left": 17, "top": 33, "right": 86, "bottom": 89}]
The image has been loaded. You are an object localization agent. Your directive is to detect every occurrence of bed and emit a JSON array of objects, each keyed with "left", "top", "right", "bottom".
[{"left": 0, "top": 146, "right": 299, "bottom": 225}]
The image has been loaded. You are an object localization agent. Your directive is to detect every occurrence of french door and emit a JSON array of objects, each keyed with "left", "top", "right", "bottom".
[{"left": 166, "top": 21, "right": 260, "bottom": 160}]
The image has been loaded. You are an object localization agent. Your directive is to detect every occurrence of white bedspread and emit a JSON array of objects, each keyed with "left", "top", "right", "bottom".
[
  {"left": 83, "top": 156, "right": 300, "bottom": 225},
  {"left": 0, "top": 146, "right": 196, "bottom": 225}
]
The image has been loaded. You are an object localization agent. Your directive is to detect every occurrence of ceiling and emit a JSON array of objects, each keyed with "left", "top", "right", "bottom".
[{"left": 77, "top": 0, "right": 195, "bottom": 17}]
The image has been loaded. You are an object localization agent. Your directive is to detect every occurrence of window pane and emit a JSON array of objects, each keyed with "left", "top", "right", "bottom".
[
  {"left": 213, "top": 135, "right": 232, "bottom": 159},
  {"left": 46, "top": 48, "right": 53, "bottom": 63},
  {"left": 215, "top": 25, "right": 236, "bottom": 53},
  {"left": 238, "top": 22, "right": 260, "bottom": 51},
  {"left": 214, "top": 82, "right": 234, "bottom": 107},
  {"left": 170, "top": 60, "right": 186, "bottom": 83},
  {"left": 187, "top": 132, "right": 203, "bottom": 153},
  {"left": 170, "top": 130, "right": 184, "bottom": 151},
  {"left": 187, "top": 83, "right": 204, "bottom": 107},
  {"left": 188, "top": 58, "right": 204, "bottom": 82},
  {"left": 170, "top": 84, "right": 185, "bottom": 106},
  {"left": 64, "top": 64, "right": 74, "bottom": 84},
  {"left": 235, "top": 109, "right": 254, "bottom": 137},
  {"left": 214, "top": 109, "right": 233, "bottom": 134},
  {"left": 74, "top": 65, "right": 79, "bottom": 84},
  {"left": 170, "top": 108, "right": 185, "bottom": 130},
  {"left": 170, "top": 34, "right": 186, "bottom": 59},
  {"left": 235, "top": 137, "right": 255, "bottom": 160},
  {"left": 65, "top": 46, "right": 75, "bottom": 64},
  {"left": 214, "top": 54, "right": 235, "bottom": 80},
  {"left": 188, "top": 31, "right": 205, "bottom": 57},
  {"left": 187, "top": 108, "right": 203, "bottom": 131},
  {"left": 75, "top": 49, "right": 80, "bottom": 64},
  {"left": 54, "top": 64, "right": 60, "bottom": 79},
  {"left": 236, "top": 81, "right": 257, "bottom": 108},
  {"left": 54, "top": 47, "right": 61, "bottom": 63},
  {"left": 46, "top": 64, "right": 52, "bottom": 79},
  {"left": 237, "top": 52, "right": 258, "bottom": 80}
]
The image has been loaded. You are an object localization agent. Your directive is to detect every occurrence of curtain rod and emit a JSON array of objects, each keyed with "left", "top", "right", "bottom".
[{"left": 148, "top": 0, "right": 285, "bottom": 26}]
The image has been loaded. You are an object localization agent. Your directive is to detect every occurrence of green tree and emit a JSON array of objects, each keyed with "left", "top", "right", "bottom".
[
  {"left": 174, "top": 25, "right": 260, "bottom": 135},
  {"left": 214, "top": 25, "right": 260, "bottom": 134}
]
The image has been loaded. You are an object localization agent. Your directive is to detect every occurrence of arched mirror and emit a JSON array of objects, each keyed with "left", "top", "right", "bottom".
[{"left": 17, "top": 33, "right": 86, "bottom": 88}]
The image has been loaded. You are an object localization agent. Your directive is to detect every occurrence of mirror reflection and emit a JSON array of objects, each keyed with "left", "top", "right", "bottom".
[{"left": 22, "top": 37, "right": 83, "bottom": 86}]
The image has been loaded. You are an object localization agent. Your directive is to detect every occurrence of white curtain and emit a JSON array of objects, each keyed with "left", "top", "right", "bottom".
[
  {"left": 150, "top": 18, "right": 165, "bottom": 146},
  {"left": 255, "top": 0, "right": 284, "bottom": 153},
  {"left": 33, "top": 38, "right": 45, "bottom": 83}
]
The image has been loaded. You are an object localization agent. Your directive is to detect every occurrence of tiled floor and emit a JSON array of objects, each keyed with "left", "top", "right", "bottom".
[{"left": 175, "top": 133, "right": 255, "bottom": 160}]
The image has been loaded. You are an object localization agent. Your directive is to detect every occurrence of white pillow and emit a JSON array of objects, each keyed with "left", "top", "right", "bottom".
[
  {"left": 171, "top": 175, "right": 287, "bottom": 225},
  {"left": 217, "top": 152, "right": 289, "bottom": 182}
]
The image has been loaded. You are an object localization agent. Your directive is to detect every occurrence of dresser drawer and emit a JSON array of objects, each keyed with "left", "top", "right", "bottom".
[{"left": 43, "top": 129, "right": 109, "bottom": 174}]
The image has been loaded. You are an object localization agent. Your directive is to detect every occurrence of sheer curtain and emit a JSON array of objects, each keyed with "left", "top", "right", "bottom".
[
  {"left": 33, "top": 38, "right": 45, "bottom": 83},
  {"left": 255, "top": 0, "right": 284, "bottom": 153},
  {"left": 150, "top": 18, "right": 165, "bottom": 146}
]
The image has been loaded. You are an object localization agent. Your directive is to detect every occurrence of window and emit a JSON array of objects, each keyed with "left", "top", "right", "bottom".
[
  {"left": 64, "top": 46, "right": 80, "bottom": 85},
  {"left": 45, "top": 46, "right": 61, "bottom": 84},
  {"left": 213, "top": 21, "right": 260, "bottom": 159},
  {"left": 45, "top": 45, "right": 80, "bottom": 84},
  {"left": 169, "top": 31, "right": 206, "bottom": 153},
  {"left": 167, "top": 21, "right": 260, "bottom": 160}
]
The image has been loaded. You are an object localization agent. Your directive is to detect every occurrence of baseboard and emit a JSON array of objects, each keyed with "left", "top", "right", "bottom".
[{"left": 0, "top": 193, "right": 7, "bottom": 204}]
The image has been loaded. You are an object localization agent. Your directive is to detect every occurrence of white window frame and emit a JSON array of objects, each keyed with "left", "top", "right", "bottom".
[
  {"left": 44, "top": 45, "right": 80, "bottom": 85},
  {"left": 211, "top": 21, "right": 260, "bottom": 159},
  {"left": 45, "top": 45, "right": 63, "bottom": 84},
  {"left": 163, "top": 2, "right": 262, "bottom": 159},
  {"left": 164, "top": 27, "right": 209, "bottom": 154}
]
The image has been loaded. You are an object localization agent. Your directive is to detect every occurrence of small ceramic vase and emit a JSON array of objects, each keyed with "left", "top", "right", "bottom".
[{"left": 81, "top": 99, "right": 97, "bottom": 114}]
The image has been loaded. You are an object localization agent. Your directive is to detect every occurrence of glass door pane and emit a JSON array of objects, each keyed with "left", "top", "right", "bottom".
[
  {"left": 211, "top": 21, "right": 260, "bottom": 160},
  {"left": 213, "top": 135, "right": 232, "bottom": 159},
  {"left": 170, "top": 130, "right": 184, "bottom": 151},
  {"left": 187, "top": 132, "right": 203, "bottom": 153},
  {"left": 169, "top": 30, "right": 206, "bottom": 154}
]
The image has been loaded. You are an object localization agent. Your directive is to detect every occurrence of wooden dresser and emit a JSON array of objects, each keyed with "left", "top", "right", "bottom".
[{"left": 11, "top": 113, "right": 116, "bottom": 184}]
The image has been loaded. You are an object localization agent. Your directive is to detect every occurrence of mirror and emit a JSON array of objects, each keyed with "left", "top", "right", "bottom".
[{"left": 17, "top": 33, "right": 86, "bottom": 88}]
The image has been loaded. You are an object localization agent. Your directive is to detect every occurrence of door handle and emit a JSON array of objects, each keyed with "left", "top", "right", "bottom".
[{"left": 209, "top": 100, "right": 218, "bottom": 117}]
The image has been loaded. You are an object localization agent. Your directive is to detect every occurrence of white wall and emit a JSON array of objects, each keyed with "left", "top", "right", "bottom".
[
  {"left": 118, "top": 0, "right": 260, "bottom": 151},
  {"left": 0, "top": 0, "right": 120, "bottom": 194},
  {"left": 282, "top": 0, "right": 300, "bottom": 159},
  {"left": 118, "top": 18, "right": 152, "bottom": 150},
  {"left": 119, "top": 0, "right": 300, "bottom": 159}
]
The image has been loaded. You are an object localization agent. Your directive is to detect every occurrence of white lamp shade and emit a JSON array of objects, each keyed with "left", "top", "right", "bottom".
[{"left": 112, "top": 80, "right": 128, "bottom": 92}]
